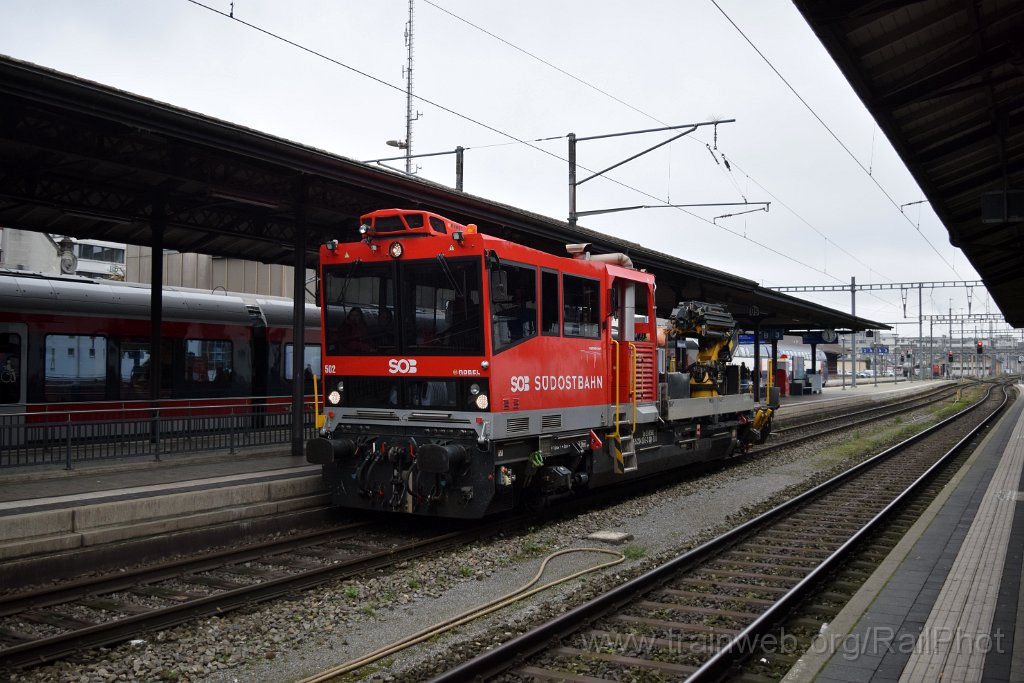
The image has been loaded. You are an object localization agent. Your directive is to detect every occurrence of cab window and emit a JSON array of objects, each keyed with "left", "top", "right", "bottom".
[
  {"left": 490, "top": 262, "right": 537, "bottom": 352},
  {"left": 563, "top": 275, "right": 600, "bottom": 338}
]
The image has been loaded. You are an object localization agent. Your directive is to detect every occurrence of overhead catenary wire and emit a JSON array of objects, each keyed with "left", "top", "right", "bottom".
[
  {"left": 422, "top": 1, "right": 978, "bottom": 316},
  {"left": 707, "top": 0, "right": 959, "bottom": 277},
  {"left": 183, "top": 0, "right": 843, "bottom": 281},
  {"left": 420, "top": 0, "right": 898, "bottom": 286},
  {"left": 422, "top": 0, "right": 667, "bottom": 127},
  {"left": 183, "top": 0, "right": 565, "bottom": 167}
]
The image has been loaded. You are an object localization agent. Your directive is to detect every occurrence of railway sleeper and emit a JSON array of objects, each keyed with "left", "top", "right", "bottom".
[
  {"left": 133, "top": 585, "right": 207, "bottom": 602},
  {"left": 699, "top": 570, "right": 799, "bottom": 586},
  {"left": 610, "top": 614, "right": 740, "bottom": 635},
  {"left": 0, "top": 627, "right": 34, "bottom": 644},
  {"left": 705, "top": 559, "right": 814, "bottom": 575},
  {"left": 20, "top": 610, "right": 95, "bottom": 630},
  {"left": 637, "top": 599, "right": 761, "bottom": 621},
  {"left": 660, "top": 588, "right": 776, "bottom": 607},
  {"left": 757, "top": 528, "right": 868, "bottom": 543},
  {"left": 580, "top": 628, "right": 712, "bottom": 654},
  {"left": 553, "top": 646, "right": 699, "bottom": 674},
  {"left": 77, "top": 598, "right": 150, "bottom": 615},
  {"left": 183, "top": 576, "right": 246, "bottom": 591},
  {"left": 516, "top": 665, "right": 614, "bottom": 683},
  {"left": 677, "top": 577, "right": 789, "bottom": 595},
  {"left": 723, "top": 548, "right": 832, "bottom": 562}
]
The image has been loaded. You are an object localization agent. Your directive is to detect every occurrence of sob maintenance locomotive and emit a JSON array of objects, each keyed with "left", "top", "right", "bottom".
[{"left": 306, "top": 209, "right": 774, "bottom": 518}]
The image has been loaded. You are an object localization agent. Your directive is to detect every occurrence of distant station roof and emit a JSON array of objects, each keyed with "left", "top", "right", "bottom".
[
  {"left": 794, "top": 1, "right": 1024, "bottom": 327},
  {"left": 0, "top": 55, "right": 885, "bottom": 333}
]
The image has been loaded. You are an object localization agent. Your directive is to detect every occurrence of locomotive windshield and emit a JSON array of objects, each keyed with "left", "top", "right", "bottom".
[{"left": 322, "top": 257, "right": 483, "bottom": 356}]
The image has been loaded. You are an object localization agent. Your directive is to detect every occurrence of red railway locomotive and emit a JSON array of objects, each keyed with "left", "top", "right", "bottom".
[{"left": 306, "top": 209, "right": 774, "bottom": 518}]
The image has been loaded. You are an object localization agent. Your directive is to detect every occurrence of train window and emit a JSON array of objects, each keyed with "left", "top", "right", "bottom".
[
  {"left": 429, "top": 216, "right": 447, "bottom": 233},
  {"left": 322, "top": 262, "right": 396, "bottom": 356},
  {"left": 0, "top": 333, "right": 21, "bottom": 404},
  {"left": 284, "top": 344, "right": 322, "bottom": 382},
  {"left": 374, "top": 215, "right": 407, "bottom": 231},
  {"left": 633, "top": 283, "right": 652, "bottom": 341},
  {"left": 490, "top": 262, "right": 537, "bottom": 353},
  {"left": 401, "top": 257, "right": 483, "bottom": 356},
  {"left": 540, "top": 270, "right": 559, "bottom": 336},
  {"left": 44, "top": 334, "right": 108, "bottom": 402},
  {"left": 562, "top": 275, "right": 600, "bottom": 339},
  {"left": 119, "top": 340, "right": 151, "bottom": 400},
  {"left": 185, "top": 340, "right": 233, "bottom": 383},
  {"left": 119, "top": 339, "right": 173, "bottom": 399}
]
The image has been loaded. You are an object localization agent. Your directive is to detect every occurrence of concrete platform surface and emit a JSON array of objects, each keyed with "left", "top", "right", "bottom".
[
  {"left": 0, "top": 447, "right": 315, "bottom": 511},
  {"left": 0, "top": 448, "right": 325, "bottom": 563}
]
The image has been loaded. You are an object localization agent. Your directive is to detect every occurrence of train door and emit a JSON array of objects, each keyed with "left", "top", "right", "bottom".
[
  {"left": 0, "top": 323, "right": 27, "bottom": 450},
  {"left": 611, "top": 279, "right": 637, "bottom": 405},
  {"left": 611, "top": 278, "right": 656, "bottom": 404}
]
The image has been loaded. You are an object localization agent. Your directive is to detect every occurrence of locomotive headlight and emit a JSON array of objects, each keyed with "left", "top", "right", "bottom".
[
  {"left": 469, "top": 383, "right": 481, "bottom": 396},
  {"left": 388, "top": 241, "right": 404, "bottom": 258},
  {"left": 327, "top": 379, "right": 344, "bottom": 406},
  {"left": 474, "top": 393, "right": 489, "bottom": 410}
]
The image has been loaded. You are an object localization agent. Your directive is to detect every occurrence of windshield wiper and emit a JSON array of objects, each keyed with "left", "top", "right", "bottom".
[
  {"left": 435, "top": 254, "right": 464, "bottom": 299},
  {"left": 338, "top": 258, "right": 362, "bottom": 307}
]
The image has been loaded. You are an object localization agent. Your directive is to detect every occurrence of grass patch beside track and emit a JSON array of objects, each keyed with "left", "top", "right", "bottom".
[{"left": 820, "top": 384, "right": 986, "bottom": 464}]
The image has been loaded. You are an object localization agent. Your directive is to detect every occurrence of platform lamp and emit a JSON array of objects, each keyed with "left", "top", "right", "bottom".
[{"left": 386, "top": 139, "right": 409, "bottom": 174}]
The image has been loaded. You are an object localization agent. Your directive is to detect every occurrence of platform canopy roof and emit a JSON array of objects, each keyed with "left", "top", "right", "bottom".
[
  {"left": 794, "top": 0, "right": 1024, "bottom": 327},
  {"left": 0, "top": 55, "right": 885, "bottom": 333}
]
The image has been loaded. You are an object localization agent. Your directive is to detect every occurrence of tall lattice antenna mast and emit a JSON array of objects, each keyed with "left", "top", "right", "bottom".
[{"left": 402, "top": 0, "right": 420, "bottom": 174}]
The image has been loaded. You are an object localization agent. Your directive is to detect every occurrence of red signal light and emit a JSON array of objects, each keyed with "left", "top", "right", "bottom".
[{"left": 976, "top": 341, "right": 983, "bottom": 354}]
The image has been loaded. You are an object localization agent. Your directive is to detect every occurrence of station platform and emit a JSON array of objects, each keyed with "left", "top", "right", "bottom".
[
  {"left": 0, "top": 447, "right": 326, "bottom": 582},
  {"left": 784, "top": 382, "right": 1024, "bottom": 683},
  {"left": 775, "top": 376, "right": 953, "bottom": 420},
  {"left": 0, "top": 446, "right": 315, "bottom": 514}
]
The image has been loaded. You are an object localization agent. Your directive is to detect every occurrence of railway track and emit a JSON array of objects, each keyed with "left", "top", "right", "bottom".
[
  {"left": 773, "top": 383, "right": 955, "bottom": 432},
  {"left": 0, "top": 385, "right": 974, "bottom": 674},
  {"left": 429, "top": 381, "right": 1010, "bottom": 682},
  {"left": 752, "top": 382, "right": 964, "bottom": 455},
  {"left": 0, "top": 519, "right": 496, "bottom": 670}
]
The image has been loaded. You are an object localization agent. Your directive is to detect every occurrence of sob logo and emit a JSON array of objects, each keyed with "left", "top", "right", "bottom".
[{"left": 388, "top": 358, "right": 418, "bottom": 374}]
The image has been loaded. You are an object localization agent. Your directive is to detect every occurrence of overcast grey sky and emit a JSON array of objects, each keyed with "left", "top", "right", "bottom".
[{"left": 0, "top": 0, "right": 1004, "bottom": 336}]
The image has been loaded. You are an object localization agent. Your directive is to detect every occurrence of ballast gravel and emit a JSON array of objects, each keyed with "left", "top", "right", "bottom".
[{"left": 2, "top": 401, "right": 942, "bottom": 683}]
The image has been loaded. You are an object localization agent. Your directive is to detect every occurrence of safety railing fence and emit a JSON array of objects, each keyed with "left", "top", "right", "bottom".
[{"left": 0, "top": 398, "right": 318, "bottom": 469}]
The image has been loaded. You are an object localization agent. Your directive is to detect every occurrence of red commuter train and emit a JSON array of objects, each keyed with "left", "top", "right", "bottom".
[
  {"left": 306, "top": 209, "right": 774, "bottom": 518},
  {"left": 0, "top": 271, "right": 320, "bottom": 436}
]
